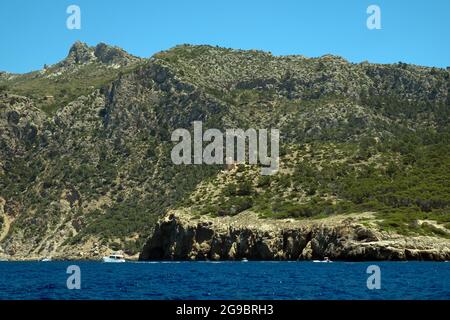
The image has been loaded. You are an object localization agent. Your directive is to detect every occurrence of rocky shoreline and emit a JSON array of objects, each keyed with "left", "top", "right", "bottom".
[
  {"left": 2, "top": 210, "right": 449, "bottom": 262},
  {"left": 139, "top": 210, "right": 450, "bottom": 262}
]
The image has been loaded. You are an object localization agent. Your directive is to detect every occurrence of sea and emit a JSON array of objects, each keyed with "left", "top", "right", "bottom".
[{"left": 0, "top": 261, "right": 448, "bottom": 300}]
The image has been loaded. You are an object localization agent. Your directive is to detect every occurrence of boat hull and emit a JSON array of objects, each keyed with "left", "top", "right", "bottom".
[{"left": 102, "top": 257, "right": 126, "bottom": 263}]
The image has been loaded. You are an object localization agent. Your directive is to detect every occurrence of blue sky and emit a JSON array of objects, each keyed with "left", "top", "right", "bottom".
[{"left": 0, "top": 0, "right": 449, "bottom": 73}]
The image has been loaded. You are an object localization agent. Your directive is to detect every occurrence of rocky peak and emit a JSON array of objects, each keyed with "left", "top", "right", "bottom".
[
  {"left": 94, "top": 42, "right": 138, "bottom": 65},
  {"left": 58, "top": 41, "right": 141, "bottom": 68},
  {"left": 65, "top": 41, "right": 96, "bottom": 65}
]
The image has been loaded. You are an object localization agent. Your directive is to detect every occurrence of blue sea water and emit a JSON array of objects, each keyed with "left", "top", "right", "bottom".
[{"left": 0, "top": 261, "right": 448, "bottom": 300}]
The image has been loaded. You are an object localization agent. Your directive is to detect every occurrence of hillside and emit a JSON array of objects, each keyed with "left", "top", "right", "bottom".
[
  {"left": 0, "top": 41, "right": 143, "bottom": 114},
  {"left": 0, "top": 43, "right": 449, "bottom": 260}
]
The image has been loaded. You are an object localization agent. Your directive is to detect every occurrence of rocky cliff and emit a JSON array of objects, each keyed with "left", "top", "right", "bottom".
[
  {"left": 141, "top": 210, "right": 450, "bottom": 261},
  {"left": 0, "top": 43, "right": 449, "bottom": 261}
]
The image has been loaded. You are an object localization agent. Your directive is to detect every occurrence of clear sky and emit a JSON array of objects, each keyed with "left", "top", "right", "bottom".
[{"left": 1, "top": 0, "right": 449, "bottom": 73}]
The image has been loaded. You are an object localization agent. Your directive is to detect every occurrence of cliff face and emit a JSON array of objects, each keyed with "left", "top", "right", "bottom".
[{"left": 140, "top": 211, "right": 450, "bottom": 261}]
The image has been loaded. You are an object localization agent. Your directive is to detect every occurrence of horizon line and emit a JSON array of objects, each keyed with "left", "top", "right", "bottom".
[{"left": 1, "top": 41, "right": 449, "bottom": 75}]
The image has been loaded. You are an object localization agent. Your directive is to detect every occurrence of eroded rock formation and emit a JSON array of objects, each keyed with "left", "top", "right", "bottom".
[{"left": 140, "top": 211, "right": 450, "bottom": 261}]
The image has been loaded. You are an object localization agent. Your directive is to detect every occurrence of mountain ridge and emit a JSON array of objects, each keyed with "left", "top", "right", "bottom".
[
  {"left": 0, "top": 42, "right": 449, "bottom": 261},
  {"left": 3, "top": 41, "right": 450, "bottom": 76}
]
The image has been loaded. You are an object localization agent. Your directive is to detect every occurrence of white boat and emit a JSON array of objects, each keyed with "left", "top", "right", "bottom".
[
  {"left": 313, "top": 257, "right": 333, "bottom": 263},
  {"left": 242, "top": 258, "right": 248, "bottom": 262},
  {"left": 102, "top": 254, "right": 126, "bottom": 263},
  {"left": 41, "top": 258, "right": 52, "bottom": 262}
]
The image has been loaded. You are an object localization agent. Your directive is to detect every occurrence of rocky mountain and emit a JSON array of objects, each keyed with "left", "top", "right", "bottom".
[
  {"left": 0, "top": 42, "right": 143, "bottom": 114},
  {"left": 57, "top": 41, "right": 141, "bottom": 68},
  {"left": 0, "top": 43, "right": 449, "bottom": 261}
]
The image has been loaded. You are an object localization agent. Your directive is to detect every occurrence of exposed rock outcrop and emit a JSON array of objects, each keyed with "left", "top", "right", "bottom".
[
  {"left": 140, "top": 210, "right": 450, "bottom": 261},
  {"left": 58, "top": 41, "right": 141, "bottom": 68},
  {"left": 0, "top": 94, "right": 44, "bottom": 160}
]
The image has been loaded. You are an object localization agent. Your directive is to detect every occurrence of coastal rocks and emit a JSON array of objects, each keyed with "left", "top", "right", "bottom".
[
  {"left": 140, "top": 210, "right": 450, "bottom": 261},
  {"left": 0, "top": 197, "right": 7, "bottom": 242}
]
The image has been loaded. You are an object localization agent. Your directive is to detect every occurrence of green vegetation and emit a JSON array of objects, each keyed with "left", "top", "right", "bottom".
[
  {"left": 0, "top": 62, "right": 144, "bottom": 115},
  {"left": 186, "top": 129, "right": 450, "bottom": 237},
  {"left": 1, "top": 43, "right": 449, "bottom": 258}
]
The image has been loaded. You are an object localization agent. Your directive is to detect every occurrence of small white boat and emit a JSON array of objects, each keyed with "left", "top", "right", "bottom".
[
  {"left": 41, "top": 258, "right": 52, "bottom": 262},
  {"left": 102, "top": 254, "right": 126, "bottom": 263},
  {"left": 313, "top": 257, "right": 333, "bottom": 263},
  {"left": 242, "top": 258, "right": 248, "bottom": 262}
]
